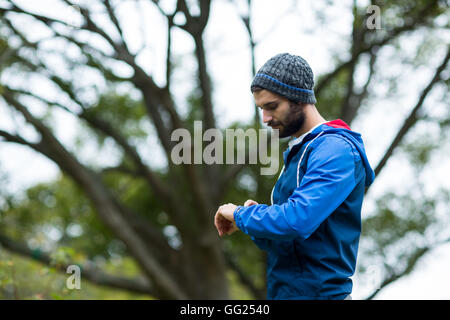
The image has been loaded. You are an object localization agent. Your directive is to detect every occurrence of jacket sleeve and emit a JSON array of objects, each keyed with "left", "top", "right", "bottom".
[
  {"left": 234, "top": 136, "right": 358, "bottom": 241},
  {"left": 249, "top": 235, "right": 271, "bottom": 251}
]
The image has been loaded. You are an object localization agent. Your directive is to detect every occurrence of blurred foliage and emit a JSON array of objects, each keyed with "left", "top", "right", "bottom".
[
  {"left": 315, "top": 68, "right": 350, "bottom": 120},
  {"left": 0, "top": 0, "right": 449, "bottom": 299},
  {"left": 82, "top": 92, "right": 149, "bottom": 146},
  {"left": 0, "top": 175, "right": 115, "bottom": 258},
  {"left": 0, "top": 88, "right": 275, "bottom": 298},
  {"left": 359, "top": 187, "right": 450, "bottom": 284},
  {"left": 0, "top": 250, "right": 152, "bottom": 300},
  {"left": 0, "top": 248, "right": 254, "bottom": 299}
]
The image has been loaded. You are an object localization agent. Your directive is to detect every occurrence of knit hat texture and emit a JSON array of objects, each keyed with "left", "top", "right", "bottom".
[{"left": 251, "top": 53, "right": 317, "bottom": 104}]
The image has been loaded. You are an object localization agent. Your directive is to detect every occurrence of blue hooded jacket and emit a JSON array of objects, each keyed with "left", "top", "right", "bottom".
[{"left": 234, "top": 119, "right": 375, "bottom": 299}]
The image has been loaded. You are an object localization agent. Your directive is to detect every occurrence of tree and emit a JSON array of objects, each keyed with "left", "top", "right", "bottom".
[{"left": 0, "top": 0, "right": 448, "bottom": 299}]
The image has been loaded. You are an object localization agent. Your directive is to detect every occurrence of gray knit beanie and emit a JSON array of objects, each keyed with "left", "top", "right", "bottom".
[{"left": 251, "top": 53, "right": 317, "bottom": 104}]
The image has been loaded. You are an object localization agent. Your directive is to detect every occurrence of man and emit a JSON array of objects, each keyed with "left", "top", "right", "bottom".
[{"left": 214, "top": 53, "right": 375, "bottom": 300}]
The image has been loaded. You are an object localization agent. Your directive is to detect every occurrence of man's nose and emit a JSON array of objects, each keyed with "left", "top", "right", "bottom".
[{"left": 262, "top": 110, "right": 272, "bottom": 123}]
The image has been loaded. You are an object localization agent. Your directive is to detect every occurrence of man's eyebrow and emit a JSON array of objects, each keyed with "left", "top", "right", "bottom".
[{"left": 257, "top": 100, "right": 278, "bottom": 108}]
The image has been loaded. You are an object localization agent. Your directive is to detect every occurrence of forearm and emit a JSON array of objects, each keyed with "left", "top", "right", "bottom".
[{"left": 234, "top": 204, "right": 302, "bottom": 241}]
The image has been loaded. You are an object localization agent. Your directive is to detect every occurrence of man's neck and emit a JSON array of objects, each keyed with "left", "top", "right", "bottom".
[{"left": 292, "top": 107, "right": 326, "bottom": 138}]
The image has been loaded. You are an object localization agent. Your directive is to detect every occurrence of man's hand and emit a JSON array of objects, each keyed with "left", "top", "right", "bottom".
[
  {"left": 214, "top": 200, "right": 259, "bottom": 237},
  {"left": 244, "top": 199, "right": 258, "bottom": 207},
  {"left": 214, "top": 203, "right": 238, "bottom": 237}
]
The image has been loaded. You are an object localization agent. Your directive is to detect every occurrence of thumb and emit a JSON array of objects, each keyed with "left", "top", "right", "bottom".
[{"left": 244, "top": 199, "right": 258, "bottom": 207}]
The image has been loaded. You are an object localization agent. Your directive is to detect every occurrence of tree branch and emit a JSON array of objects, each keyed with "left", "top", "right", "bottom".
[
  {"left": 1, "top": 111, "right": 174, "bottom": 257},
  {"left": 173, "top": 0, "right": 215, "bottom": 129},
  {"left": 0, "top": 130, "right": 183, "bottom": 293},
  {"left": 3, "top": 0, "right": 183, "bottom": 167},
  {"left": 0, "top": 233, "right": 155, "bottom": 296},
  {"left": 365, "top": 246, "right": 430, "bottom": 300},
  {"left": 315, "top": 0, "right": 441, "bottom": 98},
  {"left": 0, "top": 129, "right": 38, "bottom": 149},
  {"left": 219, "top": 134, "right": 264, "bottom": 199},
  {"left": 238, "top": 0, "right": 260, "bottom": 126},
  {"left": 365, "top": 237, "right": 450, "bottom": 300},
  {"left": 371, "top": 46, "right": 450, "bottom": 184},
  {"left": 339, "top": 0, "right": 363, "bottom": 123},
  {"left": 102, "top": 0, "right": 126, "bottom": 46},
  {"left": 80, "top": 111, "right": 173, "bottom": 201},
  {"left": 2, "top": 8, "right": 191, "bottom": 240},
  {"left": 2, "top": 82, "right": 173, "bottom": 212},
  {"left": 341, "top": 49, "right": 378, "bottom": 124},
  {"left": 100, "top": 164, "right": 141, "bottom": 177},
  {"left": 165, "top": 16, "right": 174, "bottom": 90},
  {"left": 2, "top": 0, "right": 184, "bottom": 138},
  {"left": 223, "top": 250, "right": 265, "bottom": 299},
  {"left": 0, "top": 89, "right": 188, "bottom": 299},
  {"left": 60, "top": 0, "right": 121, "bottom": 54},
  {"left": 155, "top": 1, "right": 222, "bottom": 221}
]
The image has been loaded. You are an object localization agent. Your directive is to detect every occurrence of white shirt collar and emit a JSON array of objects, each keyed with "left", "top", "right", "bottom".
[{"left": 288, "top": 121, "right": 326, "bottom": 150}]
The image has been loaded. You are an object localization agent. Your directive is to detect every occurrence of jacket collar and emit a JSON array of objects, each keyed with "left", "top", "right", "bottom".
[
  {"left": 288, "top": 121, "right": 326, "bottom": 151},
  {"left": 283, "top": 119, "right": 352, "bottom": 165}
]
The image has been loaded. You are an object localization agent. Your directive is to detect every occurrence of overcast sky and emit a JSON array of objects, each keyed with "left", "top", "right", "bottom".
[{"left": 0, "top": 0, "right": 449, "bottom": 299}]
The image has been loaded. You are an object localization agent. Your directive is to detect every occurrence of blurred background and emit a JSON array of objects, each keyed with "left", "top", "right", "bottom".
[{"left": 0, "top": 0, "right": 449, "bottom": 300}]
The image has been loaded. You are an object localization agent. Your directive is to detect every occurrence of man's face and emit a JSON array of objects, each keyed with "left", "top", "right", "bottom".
[{"left": 253, "top": 89, "right": 306, "bottom": 138}]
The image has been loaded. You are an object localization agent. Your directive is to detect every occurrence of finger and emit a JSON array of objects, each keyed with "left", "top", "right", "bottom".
[
  {"left": 215, "top": 211, "right": 227, "bottom": 234},
  {"left": 221, "top": 221, "right": 231, "bottom": 232},
  {"left": 219, "top": 223, "right": 231, "bottom": 237},
  {"left": 244, "top": 199, "right": 258, "bottom": 207},
  {"left": 216, "top": 215, "right": 231, "bottom": 236},
  {"left": 214, "top": 212, "right": 220, "bottom": 230},
  {"left": 215, "top": 209, "right": 226, "bottom": 224},
  {"left": 216, "top": 219, "right": 225, "bottom": 235},
  {"left": 226, "top": 224, "right": 238, "bottom": 235}
]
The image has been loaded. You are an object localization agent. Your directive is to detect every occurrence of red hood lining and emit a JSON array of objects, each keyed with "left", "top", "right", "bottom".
[{"left": 324, "top": 119, "right": 351, "bottom": 130}]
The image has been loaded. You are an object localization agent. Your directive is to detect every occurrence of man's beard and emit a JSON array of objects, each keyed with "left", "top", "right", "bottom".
[{"left": 268, "top": 102, "right": 306, "bottom": 138}]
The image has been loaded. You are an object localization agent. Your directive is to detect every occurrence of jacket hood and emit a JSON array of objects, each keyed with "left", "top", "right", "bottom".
[{"left": 309, "top": 119, "right": 375, "bottom": 187}]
